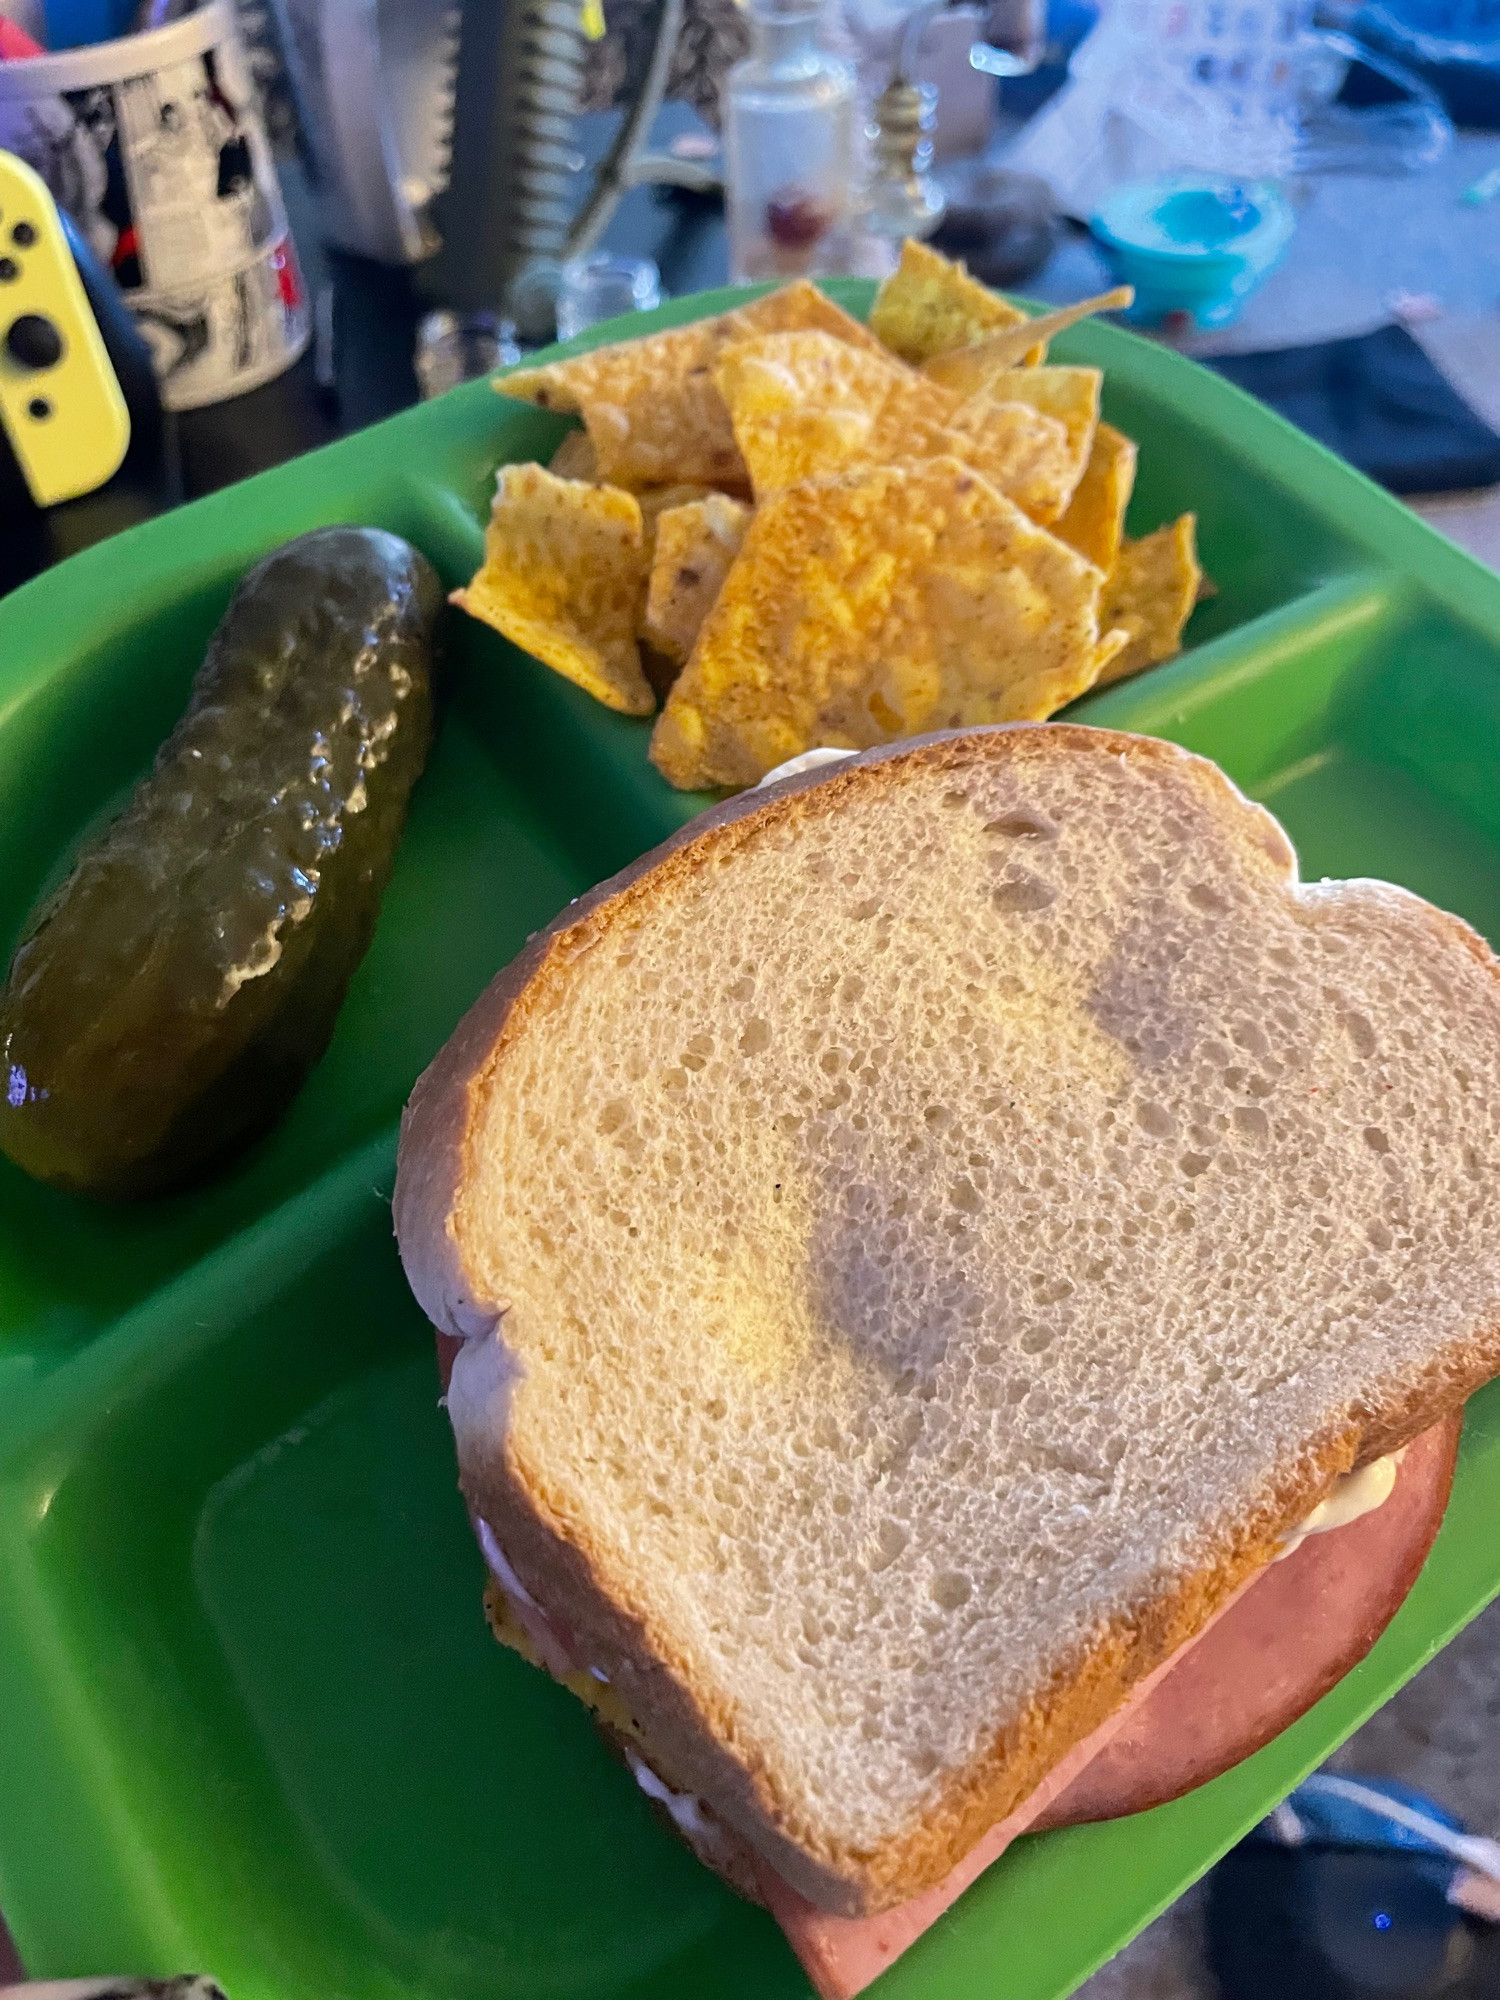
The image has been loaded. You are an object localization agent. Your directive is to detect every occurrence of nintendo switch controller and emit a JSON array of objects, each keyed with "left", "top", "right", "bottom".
[{"left": 0, "top": 149, "right": 131, "bottom": 508}]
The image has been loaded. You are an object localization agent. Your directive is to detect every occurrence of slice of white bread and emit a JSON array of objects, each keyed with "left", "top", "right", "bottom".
[{"left": 394, "top": 724, "right": 1500, "bottom": 1916}]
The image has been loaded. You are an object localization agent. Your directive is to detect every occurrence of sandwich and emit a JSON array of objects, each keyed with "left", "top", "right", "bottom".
[{"left": 393, "top": 724, "right": 1500, "bottom": 1997}]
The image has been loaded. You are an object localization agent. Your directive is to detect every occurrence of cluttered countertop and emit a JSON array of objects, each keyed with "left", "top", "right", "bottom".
[{"left": 3, "top": 0, "right": 1499, "bottom": 589}]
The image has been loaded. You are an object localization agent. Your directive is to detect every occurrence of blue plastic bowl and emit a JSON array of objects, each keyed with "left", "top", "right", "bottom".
[{"left": 1090, "top": 176, "right": 1298, "bottom": 329}]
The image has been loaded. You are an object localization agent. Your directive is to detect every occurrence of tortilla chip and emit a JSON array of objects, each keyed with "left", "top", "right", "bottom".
[
  {"left": 650, "top": 456, "right": 1114, "bottom": 791},
  {"left": 717, "top": 329, "right": 1094, "bottom": 528},
  {"left": 991, "top": 366, "right": 1101, "bottom": 446},
  {"left": 922, "top": 287, "right": 1134, "bottom": 389},
  {"left": 634, "top": 485, "right": 745, "bottom": 614},
  {"left": 716, "top": 331, "right": 957, "bottom": 497},
  {"left": 642, "top": 493, "right": 753, "bottom": 668},
  {"left": 452, "top": 463, "right": 654, "bottom": 716},
  {"left": 548, "top": 428, "right": 599, "bottom": 480},
  {"left": 862, "top": 367, "right": 968, "bottom": 460},
  {"left": 575, "top": 333, "right": 742, "bottom": 489},
  {"left": 920, "top": 354, "right": 1104, "bottom": 452},
  {"left": 868, "top": 239, "right": 1030, "bottom": 365},
  {"left": 497, "top": 281, "right": 886, "bottom": 489},
  {"left": 716, "top": 335, "right": 882, "bottom": 492},
  {"left": 1096, "top": 514, "right": 1202, "bottom": 686},
  {"left": 736, "top": 278, "right": 889, "bottom": 354},
  {"left": 939, "top": 395, "right": 1078, "bottom": 526},
  {"left": 1053, "top": 422, "right": 1138, "bottom": 572},
  {"left": 955, "top": 367, "right": 1101, "bottom": 521}
]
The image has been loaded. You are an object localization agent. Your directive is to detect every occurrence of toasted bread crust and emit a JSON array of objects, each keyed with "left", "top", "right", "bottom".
[{"left": 395, "top": 724, "right": 1500, "bottom": 1914}]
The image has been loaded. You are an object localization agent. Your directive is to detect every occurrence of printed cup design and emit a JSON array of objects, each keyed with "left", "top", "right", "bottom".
[{"left": 0, "top": 0, "right": 309, "bottom": 410}]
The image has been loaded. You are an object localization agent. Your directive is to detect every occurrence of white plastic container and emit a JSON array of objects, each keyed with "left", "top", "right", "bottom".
[{"left": 1071, "top": 0, "right": 1312, "bottom": 178}]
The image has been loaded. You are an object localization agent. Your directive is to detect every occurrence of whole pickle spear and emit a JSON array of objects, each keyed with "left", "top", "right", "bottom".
[{"left": 0, "top": 526, "right": 441, "bottom": 1199}]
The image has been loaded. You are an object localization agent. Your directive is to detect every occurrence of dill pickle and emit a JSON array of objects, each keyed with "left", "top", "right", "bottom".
[{"left": 0, "top": 527, "right": 441, "bottom": 1199}]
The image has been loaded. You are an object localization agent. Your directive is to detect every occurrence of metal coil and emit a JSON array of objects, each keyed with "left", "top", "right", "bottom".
[
  {"left": 425, "top": 0, "right": 705, "bottom": 333},
  {"left": 508, "top": 0, "right": 591, "bottom": 269}
]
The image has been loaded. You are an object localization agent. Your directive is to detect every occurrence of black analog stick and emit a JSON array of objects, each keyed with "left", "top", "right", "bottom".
[{"left": 5, "top": 314, "right": 65, "bottom": 370}]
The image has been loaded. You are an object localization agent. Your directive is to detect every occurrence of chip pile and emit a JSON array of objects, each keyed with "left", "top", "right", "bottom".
[{"left": 454, "top": 240, "right": 1206, "bottom": 792}]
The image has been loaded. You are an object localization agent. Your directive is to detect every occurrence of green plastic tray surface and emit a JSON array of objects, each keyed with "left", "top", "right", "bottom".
[{"left": 2, "top": 281, "right": 1500, "bottom": 2000}]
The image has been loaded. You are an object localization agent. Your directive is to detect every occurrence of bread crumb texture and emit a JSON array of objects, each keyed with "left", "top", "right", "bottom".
[{"left": 450, "top": 730, "right": 1500, "bottom": 1873}]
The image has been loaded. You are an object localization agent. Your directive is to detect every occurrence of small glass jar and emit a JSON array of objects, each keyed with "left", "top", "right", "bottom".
[
  {"left": 724, "top": 0, "right": 861, "bottom": 283},
  {"left": 555, "top": 253, "right": 663, "bottom": 341},
  {"left": 414, "top": 311, "right": 521, "bottom": 400}
]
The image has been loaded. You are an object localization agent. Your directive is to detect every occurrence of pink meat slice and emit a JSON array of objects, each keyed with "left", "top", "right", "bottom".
[
  {"left": 754, "top": 1582, "right": 1257, "bottom": 2000},
  {"left": 759, "top": 1415, "right": 1458, "bottom": 1999},
  {"left": 438, "top": 1336, "right": 1458, "bottom": 2000},
  {"left": 1035, "top": 1413, "right": 1459, "bottom": 1831}
]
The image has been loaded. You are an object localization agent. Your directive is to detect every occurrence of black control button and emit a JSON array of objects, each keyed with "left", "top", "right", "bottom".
[
  {"left": 0, "top": 258, "right": 17, "bottom": 282},
  {"left": 11, "top": 222, "right": 37, "bottom": 248},
  {"left": 5, "top": 314, "right": 64, "bottom": 369},
  {"left": 27, "top": 397, "right": 52, "bottom": 421}
]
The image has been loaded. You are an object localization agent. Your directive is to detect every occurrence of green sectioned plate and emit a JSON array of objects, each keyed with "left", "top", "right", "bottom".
[{"left": 2, "top": 282, "right": 1500, "bottom": 2000}]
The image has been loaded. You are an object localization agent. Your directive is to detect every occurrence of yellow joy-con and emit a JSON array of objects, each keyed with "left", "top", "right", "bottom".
[{"left": 0, "top": 149, "right": 131, "bottom": 508}]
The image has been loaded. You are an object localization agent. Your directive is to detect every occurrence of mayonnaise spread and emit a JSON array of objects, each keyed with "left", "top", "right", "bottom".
[
  {"left": 1274, "top": 1449, "right": 1405, "bottom": 1560},
  {"left": 756, "top": 746, "right": 858, "bottom": 787}
]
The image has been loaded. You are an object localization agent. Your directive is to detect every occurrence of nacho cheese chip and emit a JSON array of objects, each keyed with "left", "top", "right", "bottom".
[
  {"left": 716, "top": 334, "right": 883, "bottom": 492},
  {"left": 497, "top": 281, "right": 886, "bottom": 489},
  {"left": 920, "top": 356, "right": 1103, "bottom": 448},
  {"left": 650, "top": 456, "right": 1115, "bottom": 790},
  {"left": 717, "top": 329, "right": 1086, "bottom": 525},
  {"left": 452, "top": 463, "right": 655, "bottom": 716},
  {"left": 1097, "top": 513, "right": 1202, "bottom": 685},
  {"left": 716, "top": 331, "right": 957, "bottom": 496},
  {"left": 943, "top": 394, "right": 1085, "bottom": 526},
  {"left": 922, "top": 287, "right": 1134, "bottom": 389},
  {"left": 735, "top": 278, "right": 890, "bottom": 353},
  {"left": 868, "top": 239, "right": 1030, "bottom": 364},
  {"left": 643, "top": 493, "right": 753, "bottom": 666},
  {"left": 993, "top": 365, "right": 1101, "bottom": 444},
  {"left": 1053, "top": 421, "right": 1138, "bottom": 572},
  {"left": 950, "top": 366, "right": 1101, "bottom": 520}
]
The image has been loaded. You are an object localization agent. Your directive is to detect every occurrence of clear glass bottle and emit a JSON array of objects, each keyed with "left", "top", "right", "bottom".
[{"left": 724, "top": 0, "right": 860, "bottom": 283}]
